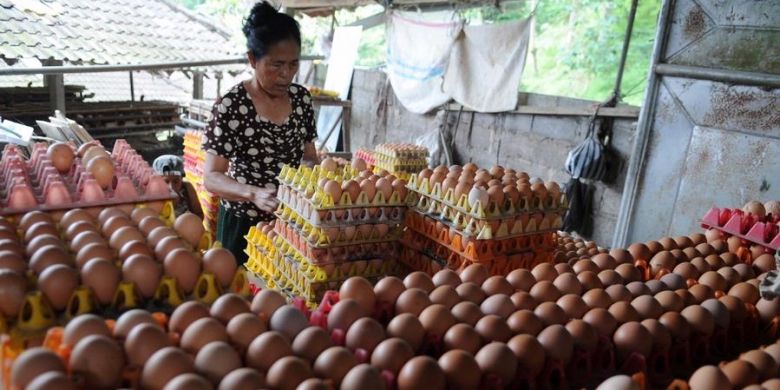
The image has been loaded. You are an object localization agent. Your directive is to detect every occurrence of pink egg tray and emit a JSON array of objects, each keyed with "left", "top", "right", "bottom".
[
  {"left": 700, "top": 207, "right": 780, "bottom": 251},
  {"left": 0, "top": 140, "right": 175, "bottom": 215}
]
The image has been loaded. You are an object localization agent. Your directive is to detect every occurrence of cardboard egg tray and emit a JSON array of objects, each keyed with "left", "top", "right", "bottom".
[
  {"left": 276, "top": 192, "right": 406, "bottom": 228},
  {"left": 277, "top": 165, "right": 412, "bottom": 210},
  {"left": 276, "top": 203, "right": 403, "bottom": 248},
  {"left": 374, "top": 143, "right": 429, "bottom": 160},
  {"left": 243, "top": 224, "right": 398, "bottom": 308},
  {"left": 271, "top": 217, "right": 401, "bottom": 263},
  {"left": 0, "top": 141, "right": 176, "bottom": 216},
  {"left": 700, "top": 207, "right": 780, "bottom": 251},
  {"left": 407, "top": 173, "right": 568, "bottom": 222}
]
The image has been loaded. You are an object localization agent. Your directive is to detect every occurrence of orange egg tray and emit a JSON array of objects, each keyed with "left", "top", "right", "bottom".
[
  {"left": 0, "top": 141, "right": 176, "bottom": 216},
  {"left": 700, "top": 207, "right": 780, "bottom": 251}
]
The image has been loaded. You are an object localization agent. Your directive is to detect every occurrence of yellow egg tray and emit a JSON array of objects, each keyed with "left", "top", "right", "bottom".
[
  {"left": 374, "top": 144, "right": 429, "bottom": 159},
  {"left": 276, "top": 195, "right": 405, "bottom": 227},
  {"left": 243, "top": 225, "right": 397, "bottom": 308},
  {"left": 277, "top": 167, "right": 413, "bottom": 212},
  {"left": 406, "top": 174, "right": 568, "bottom": 222},
  {"left": 405, "top": 207, "right": 560, "bottom": 243},
  {"left": 274, "top": 206, "right": 404, "bottom": 249}
]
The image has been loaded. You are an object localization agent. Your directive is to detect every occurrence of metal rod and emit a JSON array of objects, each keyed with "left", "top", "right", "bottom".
[
  {"left": 614, "top": 0, "right": 639, "bottom": 99},
  {"left": 0, "top": 56, "right": 324, "bottom": 76},
  {"left": 612, "top": 0, "right": 675, "bottom": 248},
  {"left": 654, "top": 63, "right": 780, "bottom": 88},
  {"left": 129, "top": 71, "right": 135, "bottom": 103}
]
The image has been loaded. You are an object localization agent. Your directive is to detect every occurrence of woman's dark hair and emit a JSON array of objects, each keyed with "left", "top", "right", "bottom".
[{"left": 243, "top": 2, "right": 301, "bottom": 59}]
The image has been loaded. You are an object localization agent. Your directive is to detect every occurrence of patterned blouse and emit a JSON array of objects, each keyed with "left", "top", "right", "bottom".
[{"left": 203, "top": 82, "right": 317, "bottom": 221}]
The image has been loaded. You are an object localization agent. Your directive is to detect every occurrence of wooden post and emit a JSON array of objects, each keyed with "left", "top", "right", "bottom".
[{"left": 43, "top": 59, "right": 66, "bottom": 115}]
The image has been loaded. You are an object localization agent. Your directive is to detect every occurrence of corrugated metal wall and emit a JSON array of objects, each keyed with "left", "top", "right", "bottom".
[{"left": 614, "top": 0, "right": 780, "bottom": 247}]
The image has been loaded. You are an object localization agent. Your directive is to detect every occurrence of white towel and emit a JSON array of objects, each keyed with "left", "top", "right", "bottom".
[
  {"left": 386, "top": 12, "right": 463, "bottom": 114},
  {"left": 443, "top": 18, "right": 532, "bottom": 113}
]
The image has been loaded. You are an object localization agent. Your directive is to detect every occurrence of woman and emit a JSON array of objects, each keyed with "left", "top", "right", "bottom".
[{"left": 203, "top": 1, "right": 319, "bottom": 265}]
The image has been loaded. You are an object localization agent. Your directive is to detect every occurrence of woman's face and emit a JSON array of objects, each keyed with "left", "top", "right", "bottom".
[{"left": 249, "top": 39, "right": 300, "bottom": 97}]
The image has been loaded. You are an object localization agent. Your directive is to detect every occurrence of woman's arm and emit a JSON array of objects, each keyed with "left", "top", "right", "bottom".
[
  {"left": 203, "top": 153, "right": 278, "bottom": 213},
  {"left": 302, "top": 142, "right": 319, "bottom": 166}
]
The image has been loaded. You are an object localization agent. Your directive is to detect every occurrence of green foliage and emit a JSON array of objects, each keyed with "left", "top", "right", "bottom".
[{"left": 171, "top": 0, "right": 659, "bottom": 105}]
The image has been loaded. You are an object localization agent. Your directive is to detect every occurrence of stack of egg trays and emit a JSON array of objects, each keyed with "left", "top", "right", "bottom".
[
  {"left": 182, "top": 130, "right": 218, "bottom": 238},
  {"left": 405, "top": 174, "right": 567, "bottom": 240},
  {"left": 243, "top": 224, "right": 399, "bottom": 308},
  {"left": 0, "top": 141, "right": 174, "bottom": 215},
  {"left": 353, "top": 149, "right": 376, "bottom": 168},
  {"left": 372, "top": 154, "right": 429, "bottom": 181},
  {"left": 700, "top": 207, "right": 780, "bottom": 252}
]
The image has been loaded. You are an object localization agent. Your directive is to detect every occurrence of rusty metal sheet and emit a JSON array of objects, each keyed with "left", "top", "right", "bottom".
[
  {"left": 663, "top": 77, "right": 780, "bottom": 136},
  {"left": 663, "top": 0, "right": 716, "bottom": 59},
  {"left": 669, "top": 126, "right": 780, "bottom": 235},
  {"left": 668, "top": 28, "right": 780, "bottom": 74},
  {"left": 697, "top": 0, "right": 780, "bottom": 26}
]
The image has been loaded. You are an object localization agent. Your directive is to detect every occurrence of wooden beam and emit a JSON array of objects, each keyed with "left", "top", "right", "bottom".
[{"left": 445, "top": 103, "right": 641, "bottom": 119}]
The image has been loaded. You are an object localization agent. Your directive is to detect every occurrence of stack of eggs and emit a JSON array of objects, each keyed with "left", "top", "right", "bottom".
[
  {"left": 0, "top": 206, "right": 245, "bottom": 337},
  {"left": 353, "top": 148, "right": 376, "bottom": 170},
  {"left": 401, "top": 163, "right": 567, "bottom": 276},
  {"left": 244, "top": 158, "right": 411, "bottom": 308},
  {"left": 0, "top": 140, "right": 172, "bottom": 214},
  {"left": 182, "top": 129, "right": 218, "bottom": 239},
  {"left": 372, "top": 143, "right": 429, "bottom": 181},
  {"left": 555, "top": 231, "right": 609, "bottom": 263}
]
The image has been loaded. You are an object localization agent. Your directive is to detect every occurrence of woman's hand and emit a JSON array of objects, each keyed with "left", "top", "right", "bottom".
[{"left": 251, "top": 187, "right": 279, "bottom": 213}]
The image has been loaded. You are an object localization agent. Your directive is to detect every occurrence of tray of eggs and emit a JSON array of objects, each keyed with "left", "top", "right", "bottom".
[
  {"left": 0, "top": 207, "right": 252, "bottom": 340},
  {"left": 700, "top": 200, "right": 780, "bottom": 253},
  {"left": 276, "top": 160, "right": 412, "bottom": 211},
  {"left": 353, "top": 148, "right": 376, "bottom": 167},
  {"left": 407, "top": 163, "right": 568, "bottom": 222},
  {"left": 244, "top": 223, "right": 401, "bottom": 307},
  {"left": 0, "top": 140, "right": 176, "bottom": 216},
  {"left": 374, "top": 142, "right": 429, "bottom": 160}
]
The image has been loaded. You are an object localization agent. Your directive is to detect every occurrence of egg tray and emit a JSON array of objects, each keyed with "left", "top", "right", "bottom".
[
  {"left": 373, "top": 144, "right": 429, "bottom": 159},
  {"left": 353, "top": 149, "right": 375, "bottom": 166},
  {"left": 405, "top": 211, "right": 558, "bottom": 256},
  {"left": 276, "top": 193, "right": 406, "bottom": 228},
  {"left": 0, "top": 142, "right": 176, "bottom": 216},
  {"left": 400, "top": 228, "right": 554, "bottom": 275},
  {"left": 407, "top": 204, "right": 561, "bottom": 242},
  {"left": 700, "top": 207, "right": 780, "bottom": 251},
  {"left": 407, "top": 173, "right": 568, "bottom": 218},
  {"left": 277, "top": 171, "right": 413, "bottom": 211},
  {"left": 275, "top": 201, "right": 404, "bottom": 244},
  {"left": 271, "top": 217, "right": 401, "bottom": 263}
]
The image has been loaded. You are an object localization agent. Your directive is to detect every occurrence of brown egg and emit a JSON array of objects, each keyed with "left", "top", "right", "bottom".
[
  {"left": 124, "top": 322, "right": 171, "bottom": 366},
  {"left": 113, "top": 309, "right": 157, "bottom": 339},
  {"left": 398, "top": 356, "right": 446, "bottom": 390},
  {"left": 168, "top": 301, "right": 210, "bottom": 335},
  {"left": 582, "top": 308, "right": 618, "bottom": 337},
  {"left": 29, "top": 245, "right": 73, "bottom": 275},
  {"left": 95, "top": 207, "right": 126, "bottom": 226},
  {"left": 70, "top": 335, "right": 125, "bottom": 389},
  {"left": 373, "top": 276, "right": 405, "bottom": 306},
  {"left": 141, "top": 347, "right": 196, "bottom": 390},
  {"left": 740, "top": 350, "right": 777, "bottom": 381},
  {"left": 102, "top": 215, "right": 133, "bottom": 239},
  {"left": 215, "top": 368, "right": 265, "bottom": 390},
  {"left": 341, "top": 364, "right": 385, "bottom": 390},
  {"left": 631, "top": 295, "right": 663, "bottom": 319},
  {"left": 609, "top": 301, "right": 640, "bottom": 324},
  {"left": 529, "top": 280, "right": 561, "bottom": 302},
  {"left": 508, "top": 334, "right": 546, "bottom": 379},
  {"left": 313, "top": 346, "right": 357, "bottom": 387},
  {"left": 250, "top": 289, "right": 287, "bottom": 318},
  {"left": 534, "top": 302, "right": 567, "bottom": 326},
  {"left": 688, "top": 365, "right": 731, "bottom": 390},
  {"left": 460, "top": 263, "right": 489, "bottom": 285},
  {"left": 130, "top": 207, "right": 159, "bottom": 224},
  {"left": 174, "top": 212, "right": 204, "bottom": 247},
  {"left": 627, "top": 243, "right": 651, "bottom": 261},
  {"left": 681, "top": 305, "right": 715, "bottom": 336},
  {"left": 25, "top": 234, "right": 60, "bottom": 258},
  {"left": 10, "top": 347, "right": 67, "bottom": 390},
  {"left": 199, "top": 248, "right": 237, "bottom": 288},
  {"left": 163, "top": 373, "right": 211, "bottom": 390},
  {"left": 729, "top": 282, "right": 760, "bottom": 304},
  {"left": 451, "top": 301, "right": 483, "bottom": 326},
  {"left": 417, "top": 304, "right": 455, "bottom": 339},
  {"left": 137, "top": 216, "right": 166, "bottom": 236},
  {"left": 577, "top": 271, "right": 604, "bottom": 290},
  {"left": 87, "top": 155, "right": 115, "bottom": 189},
  {"left": 0, "top": 250, "right": 26, "bottom": 274},
  {"left": 537, "top": 324, "right": 574, "bottom": 364},
  {"left": 566, "top": 319, "right": 598, "bottom": 352},
  {"left": 475, "top": 314, "right": 512, "bottom": 342},
  {"left": 64, "top": 220, "right": 97, "bottom": 242},
  {"left": 63, "top": 313, "right": 111, "bottom": 346},
  {"left": 148, "top": 226, "right": 177, "bottom": 248},
  {"left": 721, "top": 360, "right": 759, "bottom": 388},
  {"left": 506, "top": 268, "right": 536, "bottom": 291},
  {"left": 403, "top": 271, "right": 435, "bottom": 293},
  {"left": 455, "top": 282, "right": 487, "bottom": 304},
  {"left": 480, "top": 276, "right": 512, "bottom": 296},
  {"left": 122, "top": 254, "right": 161, "bottom": 298},
  {"left": 429, "top": 285, "right": 460, "bottom": 309},
  {"left": 290, "top": 326, "right": 331, "bottom": 363},
  {"left": 180, "top": 317, "right": 228, "bottom": 354},
  {"left": 345, "top": 317, "right": 386, "bottom": 354},
  {"left": 119, "top": 240, "right": 154, "bottom": 262},
  {"left": 211, "top": 293, "right": 251, "bottom": 325},
  {"left": 557, "top": 294, "right": 588, "bottom": 319},
  {"left": 246, "top": 331, "right": 293, "bottom": 371},
  {"left": 438, "top": 350, "right": 481, "bottom": 390},
  {"left": 552, "top": 273, "right": 582, "bottom": 296},
  {"left": 606, "top": 284, "right": 633, "bottom": 303},
  {"left": 612, "top": 321, "right": 652, "bottom": 362},
  {"left": 69, "top": 231, "right": 106, "bottom": 253},
  {"left": 756, "top": 297, "right": 780, "bottom": 324},
  {"left": 194, "top": 341, "right": 243, "bottom": 386},
  {"left": 387, "top": 313, "right": 425, "bottom": 351},
  {"left": 439, "top": 323, "right": 481, "bottom": 355},
  {"left": 753, "top": 254, "right": 776, "bottom": 274},
  {"left": 583, "top": 288, "right": 613, "bottom": 309},
  {"left": 431, "top": 269, "right": 461, "bottom": 288},
  {"left": 655, "top": 290, "right": 684, "bottom": 312},
  {"left": 701, "top": 298, "right": 731, "bottom": 329},
  {"left": 395, "top": 288, "right": 431, "bottom": 316},
  {"left": 226, "top": 313, "right": 267, "bottom": 354},
  {"left": 371, "top": 338, "right": 414, "bottom": 376},
  {"left": 25, "top": 371, "right": 77, "bottom": 390},
  {"left": 79, "top": 258, "right": 120, "bottom": 305},
  {"left": 37, "top": 264, "right": 78, "bottom": 311},
  {"left": 328, "top": 298, "right": 365, "bottom": 331},
  {"left": 163, "top": 248, "right": 201, "bottom": 294},
  {"left": 340, "top": 277, "right": 377, "bottom": 315},
  {"left": 699, "top": 271, "right": 727, "bottom": 292},
  {"left": 689, "top": 284, "right": 715, "bottom": 304},
  {"left": 475, "top": 342, "right": 517, "bottom": 384},
  {"left": 480, "top": 294, "right": 514, "bottom": 319},
  {"left": 531, "top": 263, "right": 558, "bottom": 282},
  {"left": 19, "top": 211, "right": 54, "bottom": 232},
  {"left": 109, "top": 226, "right": 145, "bottom": 251},
  {"left": 510, "top": 291, "right": 538, "bottom": 310}
]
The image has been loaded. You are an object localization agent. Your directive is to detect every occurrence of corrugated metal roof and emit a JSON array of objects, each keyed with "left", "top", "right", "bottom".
[{"left": 0, "top": 0, "right": 241, "bottom": 65}]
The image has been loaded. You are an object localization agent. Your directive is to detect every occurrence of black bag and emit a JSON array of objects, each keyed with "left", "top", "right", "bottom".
[{"left": 564, "top": 117, "right": 608, "bottom": 181}]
